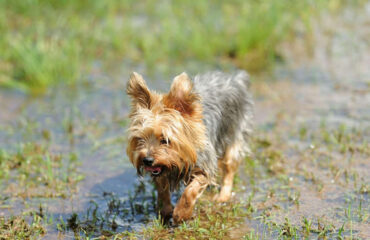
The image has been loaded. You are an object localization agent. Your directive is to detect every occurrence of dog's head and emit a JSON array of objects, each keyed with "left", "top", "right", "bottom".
[{"left": 126, "top": 72, "right": 205, "bottom": 179}]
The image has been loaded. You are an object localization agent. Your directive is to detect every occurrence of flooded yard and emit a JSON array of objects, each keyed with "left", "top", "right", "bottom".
[{"left": 0, "top": 3, "right": 369, "bottom": 240}]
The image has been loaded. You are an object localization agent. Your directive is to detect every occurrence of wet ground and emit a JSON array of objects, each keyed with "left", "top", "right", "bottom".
[
  {"left": 240, "top": 5, "right": 370, "bottom": 239},
  {"left": 0, "top": 4, "right": 369, "bottom": 240}
]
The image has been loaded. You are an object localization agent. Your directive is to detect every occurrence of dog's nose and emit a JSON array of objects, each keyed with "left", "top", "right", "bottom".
[{"left": 143, "top": 157, "right": 154, "bottom": 166}]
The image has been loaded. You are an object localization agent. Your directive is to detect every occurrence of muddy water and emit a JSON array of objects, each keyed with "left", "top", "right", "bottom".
[{"left": 1, "top": 4, "right": 370, "bottom": 239}]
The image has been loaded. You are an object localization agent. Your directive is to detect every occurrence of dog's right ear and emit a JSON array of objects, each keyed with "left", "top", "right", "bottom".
[{"left": 127, "top": 72, "right": 152, "bottom": 109}]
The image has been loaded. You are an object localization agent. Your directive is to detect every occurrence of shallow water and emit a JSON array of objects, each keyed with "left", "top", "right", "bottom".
[
  {"left": 240, "top": 5, "right": 370, "bottom": 238},
  {"left": 1, "top": 4, "right": 370, "bottom": 239},
  {"left": 0, "top": 61, "right": 223, "bottom": 237}
]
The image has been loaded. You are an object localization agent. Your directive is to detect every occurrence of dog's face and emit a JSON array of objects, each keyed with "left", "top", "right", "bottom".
[{"left": 126, "top": 72, "right": 206, "bottom": 178}]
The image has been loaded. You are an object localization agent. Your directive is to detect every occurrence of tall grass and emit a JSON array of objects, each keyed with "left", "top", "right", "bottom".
[{"left": 0, "top": 0, "right": 344, "bottom": 92}]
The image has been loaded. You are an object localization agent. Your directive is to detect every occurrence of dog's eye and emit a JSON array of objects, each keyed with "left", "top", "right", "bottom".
[
  {"left": 134, "top": 137, "right": 144, "bottom": 143},
  {"left": 160, "top": 138, "right": 170, "bottom": 145}
]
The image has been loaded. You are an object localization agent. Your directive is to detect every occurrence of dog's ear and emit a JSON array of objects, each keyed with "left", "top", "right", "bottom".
[
  {"left": 127, "top": 72, "right": 152, "bottom": 109},
  {"left": 163, "top": 72, "right": 200, "bottom": 117}
]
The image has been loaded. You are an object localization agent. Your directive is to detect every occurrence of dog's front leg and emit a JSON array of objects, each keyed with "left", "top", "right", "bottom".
[
  {"left": 173, "top": 173, "right": 208, "bottom": 224},
  {"left": 154, "top": 176, "right": 173, "bottom": 223}
]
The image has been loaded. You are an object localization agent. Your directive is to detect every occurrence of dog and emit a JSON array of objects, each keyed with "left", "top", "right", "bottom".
[{"left": 126, "top": 71, "right": 253, "bottom": 224}]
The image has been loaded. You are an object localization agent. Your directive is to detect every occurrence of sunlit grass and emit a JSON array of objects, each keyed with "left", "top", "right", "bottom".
[
  {"left": 111, "top": 197, "right": 251, "bottom": 240},
  {"left": 0, "top": 142, "right": 84, "bottom": 198},
  {"left": 0, "top": 213, "right": 46, "bottom": 240},
  {"left": 1, "top": 34, "right": 80, "bottom": 93},
  {"left": 0, "top": 0, "right": 348, "bottom": 92}
]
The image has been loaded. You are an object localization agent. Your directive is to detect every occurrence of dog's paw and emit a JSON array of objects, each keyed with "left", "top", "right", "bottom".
[
  {"left": 159, "top": 205, "right": 173, "bottom": 224},
  {"left": 172, "top": 206, "right": 193, "bottom": 224},
  {"left": 213, "top": 192, "right": 231, "bottom": 203}
]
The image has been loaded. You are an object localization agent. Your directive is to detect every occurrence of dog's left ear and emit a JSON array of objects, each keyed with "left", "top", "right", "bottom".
[{"left": 163, "top": 72, "right": 200, "bottom": 117}]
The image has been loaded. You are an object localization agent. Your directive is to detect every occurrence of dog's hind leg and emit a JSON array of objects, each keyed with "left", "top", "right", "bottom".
[{"left": 214, "top": 142, "right": 243, "bottom": 202}]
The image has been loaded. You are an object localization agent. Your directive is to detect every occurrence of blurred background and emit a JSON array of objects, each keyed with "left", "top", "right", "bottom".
[
  {"left": 0, "top": 0, "right": 369, "bottom": 239},
  {"left": 0, "top": 0, "right": 365, "bottom": 92}
]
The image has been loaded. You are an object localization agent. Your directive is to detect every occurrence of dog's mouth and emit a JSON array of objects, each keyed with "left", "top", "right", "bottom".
[{"left": 144, "top": 166, "right": 162, "bottom": 176}]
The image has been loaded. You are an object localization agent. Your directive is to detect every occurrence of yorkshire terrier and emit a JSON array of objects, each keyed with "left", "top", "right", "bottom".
[{"left": 126, "top": 71, "right": 253, "bottom": 224}]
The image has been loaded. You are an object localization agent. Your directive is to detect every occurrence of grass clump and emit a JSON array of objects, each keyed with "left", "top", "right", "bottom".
[
  {"left": 0, "top": 0, "right": 337, "bottom": 92},
  {"left": 0, "top": 142, "right": 84, "bottom": 198},
  {"left": 137, "top": 198, "right": 249, "bottom": 240},
  {"left": 0, "top": 213, "right": 46, "bottom": 240},
  {"left": 1, "top": 34, "right": 80, "bottom": 93}
]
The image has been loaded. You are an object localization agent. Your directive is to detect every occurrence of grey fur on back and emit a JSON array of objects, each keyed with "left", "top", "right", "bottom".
[{"left": 193, "top": 71, "right": 253, "bottom": 182}]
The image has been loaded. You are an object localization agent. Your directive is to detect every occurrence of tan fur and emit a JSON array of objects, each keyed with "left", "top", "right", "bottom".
[
  {"left": 214, "top": 142, "right": 242, "bottom": 202},
  {"left": 126, "top": 72, "right": 209, "bottom": 222},
  {"left": 126, "top": 72, "right": 249, "bottom": 223},
  {"left": 173, "top": 172, "right": 208, "bottom": 224},
  {"left": 126, "top": 72, "right": 206, "bottom": 178},
  {"left": 154, "top": 176, "right": 173, "bottom": 223}
]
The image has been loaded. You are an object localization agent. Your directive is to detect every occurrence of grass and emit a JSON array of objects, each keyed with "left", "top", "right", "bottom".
[
  {"left": 112, "top": 196, "right": 251, "bottom": 240},
  {"left": 0, "top": 103, "right": 368, "bottom": 239},
  {"left": 0, "top": 142, "right": 84, "bottom": 198},
  {"left": 0, "top": 3, "right": 368, "bottom": 236},
  {"left": 0, "top": 0, "right": 344, "bottom": 92},
  {"left": 235, "top": 119, "right": 369, "bottom": 239},
  {"left": 49, "top": 122, "right": 368, "bottom": 239},
  {"left": 0, "top": 212, "right": 46, "bottom": 240},
  {"left": 55, "top": 181, "right": 252, "bottom": 239}
]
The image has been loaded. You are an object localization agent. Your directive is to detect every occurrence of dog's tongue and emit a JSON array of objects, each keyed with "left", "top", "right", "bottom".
[{"left": 144, "top": 166, "right": 162, "bottom": 174}]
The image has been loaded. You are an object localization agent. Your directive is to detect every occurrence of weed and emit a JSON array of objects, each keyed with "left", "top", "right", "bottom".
[
  {"left": 0, "top": 213, "right": 46, "bottom": 239},
  {"left": 0, "top": 142, "right": 83, "bottom": 198},
  {"left": 302, "top": 217, "right": 312, "bottom": 236},
  {"left": 243, "top": 230, "right": 258, "bottom": 240},
  {"left": 346, "top": 202, "right": 353, "bottom": 238}
]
